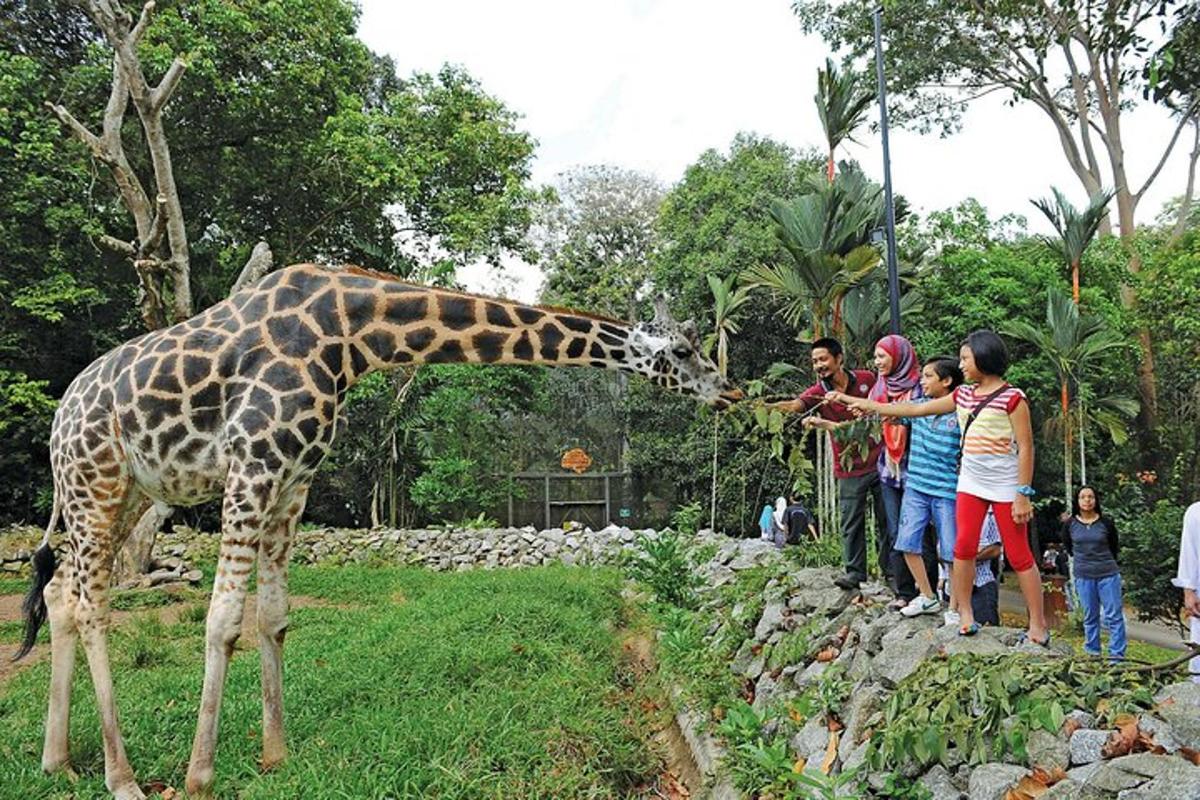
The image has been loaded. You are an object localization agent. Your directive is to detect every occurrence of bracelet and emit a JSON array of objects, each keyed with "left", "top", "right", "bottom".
[{"left": 1016, "top": 485, "right": 1036, "bottom": 497}]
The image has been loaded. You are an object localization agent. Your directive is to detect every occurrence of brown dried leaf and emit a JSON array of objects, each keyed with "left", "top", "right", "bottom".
[
  {"left": 1061, "top": 717, "right": 1082, "bottom": 738},
  {"left": 1101, "top": 714, "right": 1140, "bottom": 759},
  {"left": 793, "top": 757, "right": 807, "bottom": 774},
  {"left": 815, "top": 647, "right": 839, "bottom": 663},
  {"left": 827, "top": 717, "right": 845, "bottom": 733},
  {"left": 1030, "top": 766, "right": 1068, "bottom": 786},
  {"left": 1180, "top": 747, "right": 1200, "bottom": 766},
  {"left": 821, "top": 730, "right": 840, "bottom": 775}
]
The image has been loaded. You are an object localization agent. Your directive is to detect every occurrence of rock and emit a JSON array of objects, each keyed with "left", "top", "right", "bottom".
[
  {"left": 1087, "top": 753, "right": 1200, "bottom": 795},
  {"left": 1039, "top": 778, "right": 1108, "bottom": 800},
  {"left": 752, "top": 673, "right": 789, "bottom": 715},
  {"left": 838, "top": 684, "right": 887, "bottom": 763},
  {"left": 1153, "top": 683, "right": 1200, "bottom": 750},
  {"left": 919, "top": 763, "right": 964, "bottom": 800},
  {"left": 874, "top": 629, "right": 938, "bottom": 687},
  {"left": 790, "top": 717, "right": 830, "bottom": 764},
  {"left": 183, "top": 569, "right": 203, "bottom": 584},
  {"left": 1028, "top": 728, "right": 1071, "bottom": 772},
  {"left": 1117, "top": 766, "right": 1200, "bottom": 799},
  {"left": 731, "top": 640, "right": 765, "bottom": 680},
  {"left": 967, "top": 763, "right": 1027, "bottom": 800},
  {"left": 755, "top": 598, "right": 787, "bottom": 641},
  {"left": 1137, "top": 715, "right": 1180, "bottom": 754},
  {"left": 1070, "top": 729, "right": 1110, "bottom": 766},
  {"left": 1067, "top": 710, "right": 1098, "bottom": 730}
]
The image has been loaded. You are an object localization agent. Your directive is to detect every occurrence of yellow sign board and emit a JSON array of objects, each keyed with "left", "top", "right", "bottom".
[{"left": 560, "top": 448, "right": 593, "bottom": 474}]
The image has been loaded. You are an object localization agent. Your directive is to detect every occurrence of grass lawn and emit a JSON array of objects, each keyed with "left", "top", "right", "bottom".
[{"left": 0, "top": 565, "right": 663, "bottom": 799}]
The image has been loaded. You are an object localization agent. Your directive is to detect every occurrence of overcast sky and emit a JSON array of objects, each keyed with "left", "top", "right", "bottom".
[{"left": 358, "top": 0, "right": 1192, "bottom": 300}]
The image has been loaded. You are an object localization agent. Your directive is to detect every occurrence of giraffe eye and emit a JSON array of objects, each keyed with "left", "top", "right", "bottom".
[{"left": 672, "top": 346, "right": 692, "bottom": 359}]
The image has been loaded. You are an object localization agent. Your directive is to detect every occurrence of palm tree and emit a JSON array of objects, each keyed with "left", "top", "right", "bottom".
[
  {"left": 1003, "top": 287, "right": 1135, "bottom": 510},
  {"left": 1031, "top": 187, "right": 1114, "bottom": 304},
  {"left": 704, "top": 274, "right": 753, "bottom": 528},
  {"left": 815, "top": 58, "right": 875, "bottom": 183},
  {"left": 742, "top": 166, "right": 885, "bottom": 338}
]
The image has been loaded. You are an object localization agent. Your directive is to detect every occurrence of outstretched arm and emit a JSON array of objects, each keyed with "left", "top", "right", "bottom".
[{"left": 825, "top": 391, "right": 955, "bottom": 418}]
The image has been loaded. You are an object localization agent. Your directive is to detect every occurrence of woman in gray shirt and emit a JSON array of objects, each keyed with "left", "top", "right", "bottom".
[{"left": 1062, "top": 485, "right": 1126, "bottom": 660}]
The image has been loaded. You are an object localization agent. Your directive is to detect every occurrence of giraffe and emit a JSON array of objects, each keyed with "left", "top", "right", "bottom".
[{"left": 14, "top": 262, "right": 742, "bottom": 799}]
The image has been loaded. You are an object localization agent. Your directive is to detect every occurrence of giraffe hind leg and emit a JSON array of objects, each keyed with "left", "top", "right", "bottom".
[{"left": 40, "top": 562, "right": 79, "bottom": 776}]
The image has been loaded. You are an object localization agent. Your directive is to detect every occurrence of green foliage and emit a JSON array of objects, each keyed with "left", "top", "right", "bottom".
[
  {"left": 866, "top": 653, "right": 1175, "bottom": 772},
  {"left": 1107, "top": 480, "right": 1188, "bottom": 629},
  {"left": 669, "top": 501, "right": 705, "bottom": 535},
  {"left": 626, "top": 530, "right": 702, "bottom": 608}
]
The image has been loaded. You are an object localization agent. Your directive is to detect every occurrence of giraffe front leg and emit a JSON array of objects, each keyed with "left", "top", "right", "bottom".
[
  {"left": 185, "top": 525, "right": 258, "bottom": 796},
  {"left": 41, "top": 568, "right": 78, "bottom": 777}
]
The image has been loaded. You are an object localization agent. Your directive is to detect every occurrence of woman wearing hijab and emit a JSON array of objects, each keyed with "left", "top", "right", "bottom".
[
  {"left": 869, "top": 335, "right": 922, "bottom": 608},
  {"left": 758, "top": 503, "right": 775, "bottom": 540},
  {"left": 771, "top": 496, "right": 788, "bottom": 546}
]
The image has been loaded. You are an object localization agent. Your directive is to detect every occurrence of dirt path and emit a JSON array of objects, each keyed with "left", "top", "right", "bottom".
[{"left": 0, "top": 592, "right": 331, "bottom": 688}]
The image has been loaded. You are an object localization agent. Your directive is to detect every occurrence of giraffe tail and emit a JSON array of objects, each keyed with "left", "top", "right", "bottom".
[{"left": 14, "top": 495, "right": 60, "bottom": 661}]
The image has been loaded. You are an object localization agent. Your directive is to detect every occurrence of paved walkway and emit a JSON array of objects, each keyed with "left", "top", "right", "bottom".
[{"left": 998, "top": 586, "right": 1190, "bottom": 651}]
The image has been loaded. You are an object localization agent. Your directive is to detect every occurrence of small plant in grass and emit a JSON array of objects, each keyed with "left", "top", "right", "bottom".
[
  {"left": 669, "top": 501, "right": 705, "bottom": 535},
  {"left": 111, "top": 587, "right": 184, "bottom": 611},
  {"left": 767, "top": 619, "right": 822, "bottom": 670},
  {"left": 626, "top": 529, "right": 702, "bottom": 608},
  {"left": 179, "top": 603, "right": 208, "bottom": 624}
]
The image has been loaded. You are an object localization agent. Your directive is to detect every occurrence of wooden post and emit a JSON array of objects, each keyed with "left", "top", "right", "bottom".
[
  {"left": 544, "top": 475, "right": 551, "bottom": 530},
  {"left": 604, "top": 475, "right": 611, "bottom": 526},
  {"left": 507, "top": 479, "right": 514, "bottom": 528}
]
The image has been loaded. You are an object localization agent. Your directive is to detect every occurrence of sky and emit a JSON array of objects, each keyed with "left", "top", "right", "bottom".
[{"left": 358, "top": 0, "right": 1193, "bottom": 301}]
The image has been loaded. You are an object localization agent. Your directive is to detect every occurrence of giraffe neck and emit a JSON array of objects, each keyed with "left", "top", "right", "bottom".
[{"left": 334, "top": 272, "right": 638, "bottom": 385}]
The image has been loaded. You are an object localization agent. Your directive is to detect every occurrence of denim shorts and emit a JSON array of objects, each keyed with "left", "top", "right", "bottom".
[{"left": 896, "top": 488, "right": 956, "bottom": 560}]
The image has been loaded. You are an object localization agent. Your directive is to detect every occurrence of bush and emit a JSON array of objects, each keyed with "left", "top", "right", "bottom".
[
  {"left": 625, "top": 530, "right": 701, "bottom": 608},
  {"left": 1115, "top": 496, "right": 1187, "bottom": 630}
]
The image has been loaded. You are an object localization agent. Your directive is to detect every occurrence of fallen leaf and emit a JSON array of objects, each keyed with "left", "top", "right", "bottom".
[
  {"left": 821, "top": 730, "right": 840, "bottom": 775},
  {"left": 793, "top": 757, "right": 807, "bottom": 773},
  {"left": 1004, "top": 774, "right": 1049, "bottom": 800},
  {"left": 815, "top": 647, "right": 839, "bottom": 663},
  {"left": 789, "top": 707, "right": 805, "bottom": 724},
  {"left": 827, "top": 717, "right": 844, "bottom": 733},
  {"left": 1061, "top": 717, "right": 1082, "bottom": 738},
  {"left": 1180, "top": 747, "right": 1200, "bottom": 766},
  {"left": 1101, "top": 714, "right": 1139, "bottom": 759},
  {"left": 1030, "top": 766, "right": 1067, "bottom": 786},
  {"left": 835, "top": 625, "right": 850, "bottom": 643}
]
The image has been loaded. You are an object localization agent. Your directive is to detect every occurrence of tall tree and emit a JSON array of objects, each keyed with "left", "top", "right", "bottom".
[
  {"left": 1031, "top": 187, "right": 1114, "bottom": 303},
  {"left": 815, "top": 57, "right": 875, "bottom": 182},
  {"left": 536, "top": 165, "right": 664, "bottom": 322},
  {"left": 792, "top": 0, "right": 1200, "bottom": 429},
  {"left": 704, "top": 274, "right": 752, "bottom": 528},
  {"left": 1004, "top": 287, "right": 1134, "bottom": 510}
]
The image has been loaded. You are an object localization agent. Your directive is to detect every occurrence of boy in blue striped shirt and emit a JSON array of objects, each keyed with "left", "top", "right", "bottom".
[{"left": 894, "top": 357, "right": 964, "bottom": 619}]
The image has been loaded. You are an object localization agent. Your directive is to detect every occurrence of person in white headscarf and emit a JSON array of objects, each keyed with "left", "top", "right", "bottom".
[
  {"left": 1172, "top": 501, "right": 1200, "bottom": 683},
  {"left": 771, "top": 497, "right": 787, "bottom": 546}
]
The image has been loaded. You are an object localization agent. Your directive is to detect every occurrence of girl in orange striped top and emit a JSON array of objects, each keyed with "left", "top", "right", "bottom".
[{"left": 828, "top": 330, "right": 1048, "bottom": 644}]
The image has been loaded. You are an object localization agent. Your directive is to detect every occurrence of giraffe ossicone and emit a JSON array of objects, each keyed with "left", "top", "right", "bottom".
[{"left": 15, "top": 263, "right": 742, "bottom": 800}]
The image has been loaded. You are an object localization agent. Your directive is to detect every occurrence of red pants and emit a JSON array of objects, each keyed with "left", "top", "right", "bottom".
[{"left": 954, "top": 492, "right": 1035, "bottom": 572}]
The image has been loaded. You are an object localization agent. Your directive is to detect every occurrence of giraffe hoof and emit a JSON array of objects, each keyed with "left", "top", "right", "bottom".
[
  {"left": 184, "top": 768, "right": 213, "bottom": 797},
  {"left": 42, "top": 758, "right": 79, "bottom": 782},
  {"left": 260, "top": 752, "right": 286, "bottom": 772},
  {"left": 110, "top": 782, "right": 147, "bottom": 800}
]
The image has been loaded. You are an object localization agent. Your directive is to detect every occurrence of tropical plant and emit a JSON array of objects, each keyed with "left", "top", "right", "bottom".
[
  {"left": 1004, "top": 287, "right": 1135, "bottom": 509},
  {"left": 743, "top": 165, "right": 888, "bottom": 337},
  {"left": 815, "top": 57, "right": 875, "bottom": 182},
  {"left": 1031, "top": 187, "right": 1115, "bottom": 303},
  {"left": 704, "top": 273, "right": 754, "bottom": 527}
]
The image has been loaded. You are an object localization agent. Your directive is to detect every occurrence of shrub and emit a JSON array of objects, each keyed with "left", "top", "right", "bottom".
[{"left": 625, "top": 530, "right": 701, "bottom": 608}]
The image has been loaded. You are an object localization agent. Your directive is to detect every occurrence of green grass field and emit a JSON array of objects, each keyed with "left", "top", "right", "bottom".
[{"left": 0, "top": 566, "right": 664, "bottom": 799}]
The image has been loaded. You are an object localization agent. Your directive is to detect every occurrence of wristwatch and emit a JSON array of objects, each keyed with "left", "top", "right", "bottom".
[{"left": 1016, "top": 485, "right": 1036, "bottom": 497}]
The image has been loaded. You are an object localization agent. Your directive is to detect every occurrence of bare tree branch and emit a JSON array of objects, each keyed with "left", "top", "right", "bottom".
[
  {"left": 229, "top": 241, "right": 275, "bottom": 295},
  {"left": 99, "top": 235, "right": 136, "bottom": 256},
  {"left": 1135, "top": 101, "right": 1200, "bottom": 203},
  {"left": 139, "top": 195, "right": 169, "bottom": 257},
  {"left": 1170, "top": 118, "right": 1200, "bottom": 246}
]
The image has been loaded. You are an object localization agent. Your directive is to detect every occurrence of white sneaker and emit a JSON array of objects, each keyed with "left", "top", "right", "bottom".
[
  {"left": 943, "top": 608, "right": 961, "bottom": 627},
  {"left": 900, "top": 595, "right": 941, "bottom": 617}
]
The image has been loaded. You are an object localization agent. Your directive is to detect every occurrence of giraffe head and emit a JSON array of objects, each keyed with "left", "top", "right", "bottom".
[{"left": 627, "top": 298, "right": 742, "bottom": 409}]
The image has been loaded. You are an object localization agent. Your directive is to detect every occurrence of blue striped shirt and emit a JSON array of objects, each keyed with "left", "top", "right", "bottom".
[{"left": 905, "top": 397, "right": 960, "bottom": 500}]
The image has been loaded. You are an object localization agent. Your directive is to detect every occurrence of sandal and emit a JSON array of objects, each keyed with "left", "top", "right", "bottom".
[
  {"left": 957, "top": 622, "right": 981, "bottom": 637},
  {"left": 1017, "top": 631, "right": 1052, "bottom": 648}
]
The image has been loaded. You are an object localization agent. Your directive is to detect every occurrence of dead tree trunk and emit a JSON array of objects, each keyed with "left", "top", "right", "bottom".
[{"left": 47, "top": 1, "right": 276, "bottom": 582}]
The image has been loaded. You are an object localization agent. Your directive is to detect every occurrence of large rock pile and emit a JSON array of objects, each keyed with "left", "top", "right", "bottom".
[{"left": 676, "top": 533, "right": 1200, "bottom": 800}]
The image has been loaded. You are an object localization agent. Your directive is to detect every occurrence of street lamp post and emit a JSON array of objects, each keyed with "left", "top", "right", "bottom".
[{"left": 873, "top": 6, "right": 902, "bottom": 336}]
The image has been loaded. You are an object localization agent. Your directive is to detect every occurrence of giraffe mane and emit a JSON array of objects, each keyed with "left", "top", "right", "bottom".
[{"left": 334, "top": 264, "right": 631, "bottom": 326}]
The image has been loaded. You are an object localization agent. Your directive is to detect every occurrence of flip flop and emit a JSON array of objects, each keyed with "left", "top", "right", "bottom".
[
  {"left": 1017, "top": 631, "right": 1052, "bottom": 648},
  {"left": 958, "top": 622, "right": 981, "bottom": 637}
]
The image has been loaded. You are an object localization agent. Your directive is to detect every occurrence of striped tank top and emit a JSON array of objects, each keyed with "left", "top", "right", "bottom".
[{"left": 954, "top": 384, "right": 1027, "bottom": 502}]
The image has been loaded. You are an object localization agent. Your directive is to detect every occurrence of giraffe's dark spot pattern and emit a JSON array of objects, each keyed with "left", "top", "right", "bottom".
[
  {"left": 361, "top": 330, "right": 397, "bottom": 362},
  {"left": 405, "top": 327, "right": 436, "bottom": 352},
  {"left": 598, "top": 331, "right": 625, "bottom": 347},
  {"left": 515, "top": 307, "right": 545, "bottom": 325},
  {"left": 308, "top": 289, "right": 343, "bottom": 337},
  {"left": 182, "top": 355, "right": 212, "bottom": 385},
  {"left": 285, "top": 268, "right": 331, "bottom": 295},
  {"left": 261, "top": 362, "right": 303, "bottom": 392},
  {"left": 427, "top": 340, "right": 467, "bottom": 363},
  {"left": 559, "top": 316, "right": 594, "bottom": 334},
  {"left": 472, "top": 331, "right": 506, "bottom": 363},
  {"left": 385, "top": 295, "right": 428, "bottom": 325},
  {"left": 512, "top": 331, "right": 534, "bottom": 361},
  {"left": 438, "top": 296, "right": 476, "bottom": 331},
  {"left": 566, "top": 338, "right": 586, "bottom": 359},
  {"left": 267, "top": 315, "right": 319, "bottom": 359},
  {"left": 538, "top": 324, "right": 565, "bottom": 359},
  {"left": 343, "top": 292, "right": 377, "bottom": 335},
  {"left": 319, "top": 344, "right": 344, "bottom": 377},
  {"left": 485, "top": 303, "right": 516, "bottom": 328},
  {"left": 589, "top": 342, "right": 606, "bottom": 360}
]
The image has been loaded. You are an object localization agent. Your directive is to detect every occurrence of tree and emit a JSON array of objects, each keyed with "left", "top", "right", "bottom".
[
  {"left": 815, "top": 57, "right": 875, "bottom": 182},
  {"left": 1031, "top": 187, "right": 1114, "bottom": 304},
  {"left": 1004, "top": 287, "right": 1135, "bottom": 510},
  {"left": 705, "top": 274, "right": 753, "bottom": 528},
  {"left": 537, "top": 165, "right": 664, "bottom": 322},
  {"left": 742, "top": 164, "right": 890, "bottom": 337},
  {"left": 792, "top": 0, "right": 1200, "bottom": 429}
]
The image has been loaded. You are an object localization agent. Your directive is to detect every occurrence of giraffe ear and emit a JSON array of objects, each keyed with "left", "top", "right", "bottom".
[{"left": 680, "top": 320, "right": 700, "bottom": 347}]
